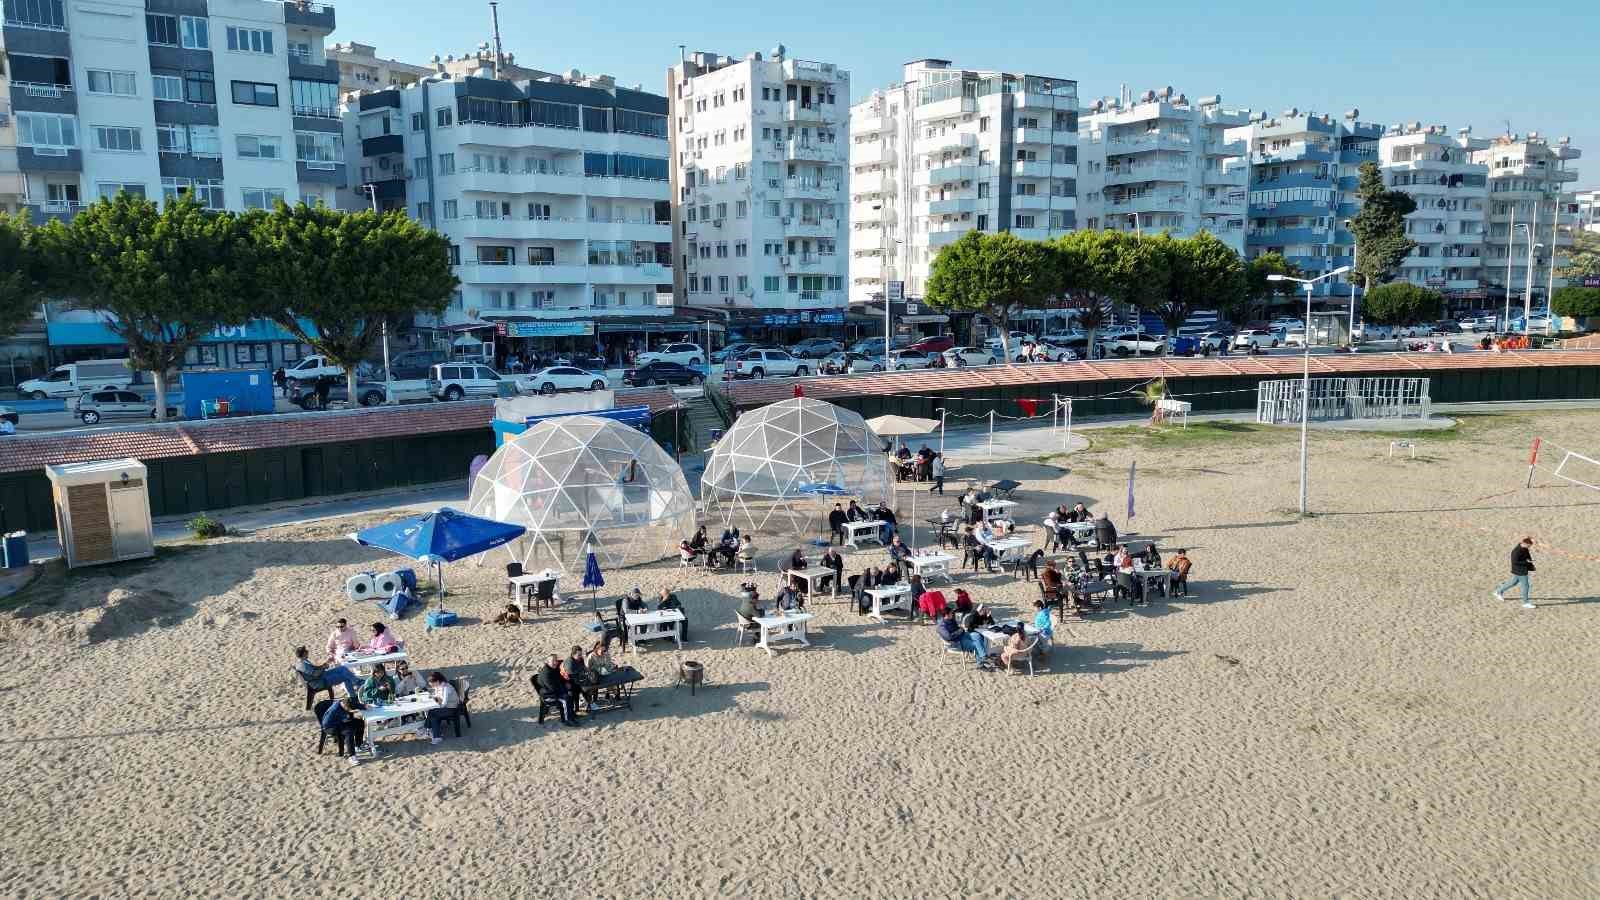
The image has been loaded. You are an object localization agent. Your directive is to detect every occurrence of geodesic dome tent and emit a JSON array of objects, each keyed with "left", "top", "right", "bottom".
[
  {"left": 465, "top": 415, "right": 694, "bottom": 572},
  {"left": 701, "top": 396, "right": 892, "bottom": 535}
]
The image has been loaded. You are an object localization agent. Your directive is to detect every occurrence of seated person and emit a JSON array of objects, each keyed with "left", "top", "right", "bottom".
[
  {"left": 293, "top": 646, "right": 362, "bottom": 698},
  {"left": 936, "top": 609, "right": 991, "bottom": 669},
  {"left": 828, "top": 503, "right": 848, "bottom": 545},
  {"left": 1095, "top": 513, "right": 1118, "bottom": 550},
  {"left": 887, "top": 535, "right": 911, "bottom": 563},
  {"left": 774, "top": 583, "right": 802, "bottom": 612},
  {"left": 880, "top": 562, "right": 902, "bottom": 585},
  {"left": 845, "top": 500, "right": 868, "bottom": 522},
  {"left": 326, "top": 618, "right": 360, "bottom": 661},
  {"left": 906, "top": 573, "right": 925, "bottom": 606},
  {"left": 393, "top": 660, "right": 426, "bottom": 696},
  {"left": 917, "top": 589, "right": 948, "bottom": 619},
  {"left": 357, "top": 662, "right": 397, "bottom": 706},
  {"left": 1068, "top": 502, "right": 1091, "bottom": 523},
  {"left": 896, "top": 445, "right": 912, "bottom": 461},
  {"left": 366, "top": 622, "right": 401, "bottom": 654},
  {"left": 737, "top": 592, "right": 766, "bottom": 622},
  {"left": 423, "top": 672, "right": 460, "bottom": 744},
  {"left": 850, "top": 567, "right": 877, "bottom": 613},
  {"left": 679, "top": 539, "right": 698, "bottom": 565},
  {"left": 961, "top": 603, "right": 996, "bottom": 631},
  {"left": 951, "top": 588, "right": 976, "bottom": 615},
  {"left": 492, "top": 602, "right": 523, "bottom": 626},
  {"left": 876, "top": 504, "right": 899, "bottom": 543},
  {"left": 1031, "top": 599, "right": 1055, "bottom": 642},
  {"left": 319, "top": 696, "right": 366, "bottom": 758},
  {"left": 561, "top": 645, "right": 593, "bottom": 710},
  {"left": 535, "top": 654, "right": 577, "bottom": 727},
  {"left": 1142, "top": 544, "right": 1162, "bottom": 569},
  {"left": 788, "top": 548, "right": 807, "bottom": 571},
  {"left": 976, "top": 521, "right": 996, "bottom": 544},
  {"left": 738, "top": 534, "right": 755, "bottom": 563},
  {"left": 820, "top": 547, "right": 845, "bottom": 592},
  {"left": 689, "top": 526, "right": 708, "bottom": 554},
  {"left": 656, "top": 587, "right": 688, "bottom": 641},
  {"left": 615, "top": 587, "right": 647, "bottom": 622},
  {"left": 1040, "top": 560, "right": 1064, "bottom": 601},
  {"left": 1167, "top": 549, "right": 1192, "bottom": 596},
  {"left": 1000, "top": 627, "right": 1032, "bottom": 669},
  {"left": 585, "top": 640, "right": 617, "bottom": 679}
]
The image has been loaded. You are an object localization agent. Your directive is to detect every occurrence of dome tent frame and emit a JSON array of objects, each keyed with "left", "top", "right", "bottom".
[
  {"left": 701, "top": 397, "right": 892, "bottom": 536},
  {"left": 466, "top": 415, "right": 694, "bottom": 573}
]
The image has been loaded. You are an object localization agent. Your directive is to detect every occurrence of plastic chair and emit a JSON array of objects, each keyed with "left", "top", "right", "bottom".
[
  {"left": 431, "top": 678, "right": 472, "bottom": 738},
  {"left": 295, "top": 667, "right": 334, "bottom": 711},
  {"left": 505, "top": 562, "right": 524, "bottom": 600},
  {"left": 737, "top": 554, "right": 757, "bottom": 575},
  {"left": 1003, "top": 636, "right": 1040, "bottom": 676},
  {"left": 732, "top": 612, "right": 760, "bottom": 647}
]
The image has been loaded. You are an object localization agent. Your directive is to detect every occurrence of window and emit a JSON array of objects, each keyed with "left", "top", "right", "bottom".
[
  {"left": 160, "top": 177, "right": 191, "bottom": 204},
  {"left": 763, "top": 276, "right": 781, "bottom": 293},
  {"left": 976, "top": 214, "right": 989, "bottom": 231},
  {"left": 290, "top": 80, "right": 338, "bottom": 118},
  {"left": 92, "top": 125, "right": 142, "bottom": 153},
  {"left": 157, "top": 124, "right": 188, "bottom": 154},
  {"left": 231, "top": 81, "right": 279, "bottom": 107},
  {"left": 191, "top": 178, "right": 225, "bottom": 209},
  {"left": 189, "top": 126, "right": 220, "bottom": 157},
  {"left": 765, "top": 200, "right": 780, "bottom": 217},
  {"left": 737, "top": 275, "right": 750, "bottom": 292},
  {"left": 184, "top": 70, "right": 215, "bottom": 104},
  {"left": 410, "top": 112, "right": 425, "bottom": 132},
  {"left": 295, "top": 132, "right": 342, "bottom": 165},
  {"left": 1014, "top": 214, "right": 1035, "bottom": 228},
  {"left": 16, "top": 112, "right": 77, "bottom": 150},
  {"left": 152, "top": 74, "right": 183, "bottom": 101},
  {"left": 441, "top": 199, "right": 458, "bottom": 219},
  {"left": 413, "top": 156, "right": 430, "bottom": 177},
  {"left": 86, "top": 70, "right": 137, "bottom": 97},
  {"left": 436, "top": 107, "right": 452, "bottom": 128},
  {"left": 718, "top": 275, "right": 730, "bottom": 292},
  {"left": 235, "top": 134, "right": 282, "bottom": 159},
  {"left": 96, "top": 183, "right": 145, "bottom": 201},
  {"left": 225, "top": 26, "right": 272, "bottom": 55},
  {"left": 735, "top": 241, "right": 748, "bottom": 257},
  {"left": 437, "top": 153, "right": 455, "bottom": 175},
  {"left": 146, "top": 13, "right": 178, "bottom": 45},
  {"left": 978, "top": 182, "right": 990, "bottom": 199},
  {"left": 735, "top": 200, "right": 749, "bottom": 219},
  {"left": 8, "top": 0, "right": 66, "bottom": 29},
  {"left": 180, "top": 15, "right": 209, "bottom": 49},
  {"left": 417, "top": 201, "right": 431, "bottom": 220},
  {"left": 242, "top": 187, "right": 286, "bottom": 209}
]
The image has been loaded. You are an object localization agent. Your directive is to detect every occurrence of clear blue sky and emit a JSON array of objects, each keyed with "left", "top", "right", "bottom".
[{"left": 338, "top": 0, "right": 1596, "bottom": 181}]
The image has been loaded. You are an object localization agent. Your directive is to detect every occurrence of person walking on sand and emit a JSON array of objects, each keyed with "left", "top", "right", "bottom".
[
  {"left": 1492, "top": 537, "right": 1537, "bottom": 609},
  {"left": 929, "top": 453, "right": 946, "bottom": 495}
]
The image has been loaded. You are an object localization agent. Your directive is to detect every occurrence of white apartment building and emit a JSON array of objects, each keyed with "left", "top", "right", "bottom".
[
  {"left": 1474, "top": 133, "right": 1583, "bottom": 303},
  {"left": 3, "top": 0, "right": 344, "bottom": 220},
  {"left": 350, "top": 68, "right": 673, "bottom": 338},
  {"left": 666, "top": 47, "right": 850, "bottom": 325},
  {"left": 848, "top": 60, "right": 1078, "bottom": 305},
  {"left": 1575, "top": 188, "right": 1600, "bottom": 235},
  {"left": 1377, "top": 125, "right": 1489, "bottom": 295},
  {"left": 1076, "top": 88, "right": 1249, "bottom": 254},
  {"left": 327, "top": 41, "right": 432, "bottom": 96}
]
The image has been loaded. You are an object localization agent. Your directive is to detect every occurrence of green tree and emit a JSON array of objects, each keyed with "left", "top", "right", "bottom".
[
  {"left": 1244, "top": 252, "right": 1302, "bottom": 320},
  {"left": 1349, "top": 160, "right": 1418, "bottom": 284},
  {"left": 247, "top": 203, "right": 457, "bottom": 400},
  {"left": 1051, "top": 230, "right": 1164, "bottom": 357},
  {"left": 925, "top": 231, "right": 1059, "bottom": 363},
  {"left": 1550, "top": 285, "right": 1600, "bottom": 321},
  {"left": 0, "top": 212, "right": 49, "bottom": 340},
  {"left": 1557, "top": 230, "right": 1600, "bottom": 282},
  {"left": 44, "top": 193, "right": 253, "bottom": 418},
  {"left": 1361, "top": 282, "right": 1443, "bottom": 326},
  {"left": 1141, "top": 231, "right": 1248, "bottom": 336}
]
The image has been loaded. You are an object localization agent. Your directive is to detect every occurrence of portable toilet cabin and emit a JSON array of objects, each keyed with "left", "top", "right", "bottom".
[{"left": 45, "top": 458, "right": 155, "bottom": 568}]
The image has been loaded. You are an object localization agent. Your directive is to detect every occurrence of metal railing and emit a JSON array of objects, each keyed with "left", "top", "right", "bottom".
[{"left": 1256, "top": 377, "right": 1431, "bottom": 424}]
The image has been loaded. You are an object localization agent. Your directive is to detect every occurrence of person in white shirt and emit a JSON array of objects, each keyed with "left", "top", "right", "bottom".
[
  {"left": 424, "top": 672, "right": 460, "bottom": 745},
  {"left": 393, "top": 661, "right": 425, "bottom": 696}
]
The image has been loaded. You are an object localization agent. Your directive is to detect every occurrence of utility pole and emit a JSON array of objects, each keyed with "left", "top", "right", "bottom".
[{"left": 363, "top": 183, "right": 395, "bottom": 398}]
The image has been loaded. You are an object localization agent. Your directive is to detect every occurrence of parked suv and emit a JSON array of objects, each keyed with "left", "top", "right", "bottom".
[
  {"left": 427, "top": 363, "right": 522, "bottom": 400},
  {"left": 387, "top": 349, "right": 448, "bottom": 381},
  {"left": 788, "top": 337, "right": 843, "bottom": 359},
  {"left": 1232, "top": 329, "right": 1280, "bottom": 350},
  {"left": 730, "top": 349, "right": 809, "bottom": 379},
  {"left": 1099, "top": 332, "right": 1168, "bottom": 356},
  {"left": 635, "top": 342, "right": 704, "bottom": 367}
]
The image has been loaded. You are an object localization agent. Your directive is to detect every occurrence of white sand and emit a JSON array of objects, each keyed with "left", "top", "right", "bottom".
[{"left": 3, "top": 410, "right": 1599, "bottom": 897}]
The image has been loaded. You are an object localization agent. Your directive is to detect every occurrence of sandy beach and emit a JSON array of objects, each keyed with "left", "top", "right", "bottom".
[{"left": 2, "top": 408, "right": 1598, "bottom": 897}]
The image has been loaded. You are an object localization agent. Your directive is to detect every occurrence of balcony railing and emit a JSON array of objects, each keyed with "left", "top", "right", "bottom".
[
  {"left": 13, "top": 81, "right": 73, "bottom": 98},
  {"left": 292, "top": 105, "right": 340, "bottom": 119}
]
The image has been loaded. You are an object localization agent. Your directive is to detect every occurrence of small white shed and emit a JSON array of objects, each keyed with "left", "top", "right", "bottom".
[{"left": 45, "top": 458, "right": 155, "bottom": 569}]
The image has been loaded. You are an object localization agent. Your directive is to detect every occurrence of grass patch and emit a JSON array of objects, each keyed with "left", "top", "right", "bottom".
[{"left": 1083, "top": 421, "right": 1290, "bottom": 454}]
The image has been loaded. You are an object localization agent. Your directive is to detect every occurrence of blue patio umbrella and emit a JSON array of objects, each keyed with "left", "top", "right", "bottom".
[
  {"left": 581, "top": 546, "right": 605, "bottom": 600},
  {"left": 798, "top": 482, "right": 850, "bottom": 496},
  {"left": 351, "top": 507, "right": 526, "bottom": 598}
]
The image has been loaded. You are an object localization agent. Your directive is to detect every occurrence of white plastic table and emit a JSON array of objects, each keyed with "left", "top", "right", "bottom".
[
  {"left": 624, "top": 609, "right": 685, "bottom": 652},
  {"left": 976, "top": 499, "right": 1019, "bottom": 521},
  {"left": 508, "top": 570, "right": 561, "bottom": 602},
  {"left": 865, "top": 583, "right": 912, "bottom": 621},
  {"left": 841, "top": 519, "right": 883, "bottom": 549},
  {"left": 784, "top": 567, "right": 836, "bottom": 598},
  {"left": 358, "top": 691, "right": 439, "bottom": 752},
  {"left": 339, "top": 649, "right": 407, "bottom": 674},
  {"left": 905, "top": 551, "right": 955, "bottom": 583},
  {"left": 1047, "top": 519, "right": 1096, "bottom": 540},
  {"left": 1131, "top": 566, "right": 1169, "bottom": 595},
  {"left": 753, "top": 612, "right": 815, "bottom": 655}
]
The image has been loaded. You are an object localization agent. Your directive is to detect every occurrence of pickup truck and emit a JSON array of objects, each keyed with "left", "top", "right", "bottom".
[{"left": 283, "top": 354, "right": 345, "bottom": 386}]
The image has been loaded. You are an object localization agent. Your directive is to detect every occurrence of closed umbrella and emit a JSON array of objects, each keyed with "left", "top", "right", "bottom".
[{"left": 581, "top": 545, "right": 605, "bottom": 601}]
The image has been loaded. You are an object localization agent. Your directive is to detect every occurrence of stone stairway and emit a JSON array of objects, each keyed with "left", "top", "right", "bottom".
[{"left": 684, "top": 393, "right": 729, "bottom": 452}]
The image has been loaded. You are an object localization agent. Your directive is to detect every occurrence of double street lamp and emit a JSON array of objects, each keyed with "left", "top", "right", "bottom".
[{"left": 1268, "top": 265, "right": 1352, "bottom": 515}]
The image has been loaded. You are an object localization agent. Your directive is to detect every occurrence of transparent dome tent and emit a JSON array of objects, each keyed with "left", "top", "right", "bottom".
[
  {"left": 466, "top": 415, "right": 695, "bottom": 573},
  {"left": 701, "top": 397, "right": 892, "bottom": 535}
]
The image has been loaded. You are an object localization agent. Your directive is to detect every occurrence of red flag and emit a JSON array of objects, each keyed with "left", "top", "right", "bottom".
[
  {"left": 1016, "top": 398, "right": 1038, "bottom": 417},
  {"left": 793, "top": 384, "right": 805, "bottom": 398}
]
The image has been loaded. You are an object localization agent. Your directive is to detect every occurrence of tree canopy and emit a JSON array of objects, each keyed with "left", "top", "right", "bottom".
[
  {"left": 1141, "top": 230, "right": 1248, "bottom": 331},
  {"left": 43, "top": 193, "right": 254, "bottom": 418},
  {"left": 0, "top": 212, "right": 49, "bottom": 339},
  {"left": 1360, "top": 282, "right": 1443, "bottom": 325},
  {"left": 1349, "top": 161, "right": 1418, "bottom": 284},
  {"left": 245, "top": 203, "right": 456, "bottom": 397},
  {"left": 925, "top": 231, "right": 1059, "bottom": 362},
  {"left": 1550, "top": 285, "right": 1600, "bottom": 320},
  {"left": 1557, "top": 230, "right": 1600, "bottom": 282}
]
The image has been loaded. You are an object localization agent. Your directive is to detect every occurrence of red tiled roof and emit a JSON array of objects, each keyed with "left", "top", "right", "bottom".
[
  {"left": 723, "top": 351, "right": 1600, "bottom": 406},
  {"left": 0, "top": 388, "right": 681, "bottom": 475}
]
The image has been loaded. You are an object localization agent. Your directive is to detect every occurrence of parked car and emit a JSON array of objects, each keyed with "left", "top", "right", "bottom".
[
  {"left": 711, "top": 342, "right": 756, "bottom": 365},
  {"left": 71, "top": 390, "right": 178, "bottom": 425},
  {"left": 290, "top": 379, "right": 431, "bottom": 410},
  {"left": 885, "top": 349, "right": 935, "bottom": 370},
  {"left": 1232, "top": 329, "right": 1280, "bottom": 351},
  {"left": 906, "top": 334, "right": 956, "bottom": 354},
  {"left": 623, "top": 361, "right": 706, "bottom": 386},
  {"left": 983, "top": 331, "right": 1038, "bottom": 354},
  {"left": 526, "top": 366, "right": 609, "bottom": 395},
  {"left": 1099, "top": 332, "right": 1168, "bottom": 356},
  {"left": 386, "top": 349, "right": 448, "bottom": 381},
  {"left": 552, "top": 354, "right": 608, "bottom": 373},
  {"left": 1459, "top": 315, "right": 1498, "bottom": 333},
  {"left": 1269, "top": 318, "right": 1305, "bottom": 333},
  {"left": 427, "top": 363, "right": 524, "bottom": 400},
  {"left": 942, "top": 346, "right": 1000, "bottom": 368},
  {"left": 820, "top": 351, "right": 872, "bottom": 375},
  {"left": 283, "top": 354, "right": 344, "bottom": 386},
  {"left": 0, "top": 405, "right": 17, "bottom": 426},
  {"left": 1284, "top": 329, "right": 1307, "bottom": 347},
  {"left": 730, "top": 349, "right": 809, "bottom": 379},
  {"left": 788, "top": 337, "right": 844, "bottom": 359},
  {"left": 1011, "top": 341, "right": 1077, "bottom": 362},
  {"left": 635, "top": 342, "right": 705, "bottom": 367},
  {"left": 1508, "top": 315, "right": 1555, "bottom": 333},
  {"left": 18, "top": 359, "right": 134, "bottom": 400}
]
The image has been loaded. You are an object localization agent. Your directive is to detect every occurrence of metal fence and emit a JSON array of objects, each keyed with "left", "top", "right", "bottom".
[{"left": 1256, "top": 377, "right": 1431, "bottom": 425}]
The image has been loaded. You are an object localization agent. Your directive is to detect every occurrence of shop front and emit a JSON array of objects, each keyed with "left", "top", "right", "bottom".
[{"left": 45, "top": 317, "right": 322, "bottom": 371}]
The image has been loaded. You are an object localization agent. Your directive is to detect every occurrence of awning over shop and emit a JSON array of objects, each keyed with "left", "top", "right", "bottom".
[{"left": 47, "top": 318, "right": 319, "bottom": 347}]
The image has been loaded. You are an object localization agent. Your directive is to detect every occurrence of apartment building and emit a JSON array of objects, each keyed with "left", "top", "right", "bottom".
[
  {"left": 1576, "top": 188, "right": 1600, "bottom": 235},
  {"left": 666, "top": 47, "right": 850, "bottom": 329},
  {"left": 1473, "top": 132, "right": 1582, "bottom": 303},
  {"left": 848, "top": 60, "right": 1077, "bottom": 305},
  {"left": 326, "top": 41, "right": 431, "bottom": 95},
  {"left": 350, "top": 68, "right": 673, "bottom": 338},
  {"left": 1227, "top": 109, "right": 1382, "bottom": 297},
  {"left": 0, "top": 18, "right": 24, "bottom": 214},
  {"left": 2, "top": 0, "right": 344, "bottom": 220},
  {"left": 1076, "top": 87, "right": 1249, "bottom": 254},
  {"left": 1376, "top": 125, "right": 1489, "bottom": 297}
]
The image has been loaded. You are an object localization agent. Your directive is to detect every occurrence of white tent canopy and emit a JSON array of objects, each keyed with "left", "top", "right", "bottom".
[
  {"left": 701, "top": 397, "right": 892, "bottom": 535},
  {"left": 864, "top": 414, "right": 939, "bottom": 437},
  {"left": 466, "top": 415, "right": 694, "bottom": 572}
]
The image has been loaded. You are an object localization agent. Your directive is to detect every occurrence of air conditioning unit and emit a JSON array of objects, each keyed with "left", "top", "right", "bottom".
[
  {"left": 780, "top": 255, "right": 792, "bottom": 266},
  {"left": 712, "top": 219, "right": 723, "bottom": 228},
  {"left": 781, "top": 217, "right": 792, "bottom": 225}
]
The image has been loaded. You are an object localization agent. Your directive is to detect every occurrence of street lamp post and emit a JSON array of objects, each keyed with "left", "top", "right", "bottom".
[
  {"left": 1268, "top": 265, "right": 1351, "bottom": 515},
  {"left": 362, "top": 183, "right": 395, "bottom": 401},
  {"left": 934, "top": 406, "right": 946, "bottom": 457},
  {"left": 1523, "top": 238, "right": 1543, "bottom": 336},
  {"left": 1343, "top": 219, "right": 1361, "bottom": 345}
]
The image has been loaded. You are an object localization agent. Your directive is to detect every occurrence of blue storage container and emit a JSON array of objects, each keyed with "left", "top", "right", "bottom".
[
  {"left": 3, "top": 531, "right": 28, "bottom": 569},
  {"left": 179, "top": 368, "right": 277, "bottom": 419}
]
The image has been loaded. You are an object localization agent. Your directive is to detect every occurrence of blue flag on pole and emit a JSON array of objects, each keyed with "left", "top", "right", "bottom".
[{"left": 1126, "top": 461, "right": 1136, "bottom": 520}]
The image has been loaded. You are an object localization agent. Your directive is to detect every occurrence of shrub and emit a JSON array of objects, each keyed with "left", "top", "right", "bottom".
[{"left": 188, "top": 514, "right": 226, "bottom": 539}]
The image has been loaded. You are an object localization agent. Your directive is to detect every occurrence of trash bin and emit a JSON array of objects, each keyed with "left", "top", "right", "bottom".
[{"left": 2, "top": 531, "right": 28, "bottom": 569}]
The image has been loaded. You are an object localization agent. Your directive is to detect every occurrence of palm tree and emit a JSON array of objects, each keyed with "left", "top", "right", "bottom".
[{"left": 1137, "top": 377, "right": 1168, "bottom": 426}]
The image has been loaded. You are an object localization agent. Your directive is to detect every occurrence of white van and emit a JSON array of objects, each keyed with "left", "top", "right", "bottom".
[{"left": 18, "top": 359, "right": 134, "bottom": 399}]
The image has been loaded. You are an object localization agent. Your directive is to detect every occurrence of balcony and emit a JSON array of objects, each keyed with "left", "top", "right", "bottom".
[
  {"left": 782, "top": 216, "right": 840, "bottom": 239},
  {"left": 1107, "top": 194, "right": 1188, "bottom": 214},
  {"left": 450, "top": 166, "right": 588, "bottom": 196},
  {"left": 917, "top": 164, "right": 975, "bottom": 187},
  {"left": 928, "top": 227, "right": 970, "bottom": 248},
  {"left": 782, "top": 59, "right": 841, "bottom": 83},
  {"left": 289, "top": 58, "right": 341, "bottom": 84},
  {"left": 853, "top": 115, "right": 885, "bottom": 135},
  {"left": 591, "top": 262, "right": 670, "bottom": 284},
  {"left": 915, "top": 130, "right": 976, "bottom": 156},
  {"left": 784, "top": 176, "right": 841, "bottom": 199},
  {"left": 22, "top": 201, "right": 86, "bottom": 224},
  {"left": 283, "top": 1, "right": 337, "bottom": 31},
  {"left": 1201, "top": 195, "right": 1246, "bottom": 214},
  {"left": 1206, "top": 138, "right": 1247, "bottom": 157},
  {"left": 1203, "top": 166, "right": 1247, "bottom": 186},
  {"left": 458, "top": 263, "right": 588, "bottom": 285},
  {"left": 361, "top": 134, "right": 404, "bottom": 157},
  {"left": 1012, "top": 194, "right": 1055, "bottom": 211},
  {"left": 1251, "top": 142, "right": 1335, "bottom": 164},
  {"left": 926, "top": 197, "right": 975, "bottom": 216},
  {"left": 1012, "top": 160, "right": 1065, "bottom": 179},
  {"left": 1106, "top": 132, "right": 1193, "bottom": 153},
  {"left": 1014, "top": 127, "right": 1056, "bottom": 146},
  {"left": 587, "top": 218, "right": 671, "bottom": 242},
  {"left": 851, "top": 141, "right": 887, "bottom": 167},
  {"left": 296, "top": 160, "right": 345, "bottom": 184},
  {"left": 783, "top": 100, "right": 830, "bottom": 123},
  {"left": 584, "top": 175, "right": 671, "bottom": 201},
  {"left": 1104, "top": 164, "right": 1190, "bottom": 186},
  {"left": 1247, "top": 227, "right": 1331, "bottom": 246},
  {"left": 780, "top": 253, "right": 830, "bottom": 271},
  {"left": 448, "top": 215, "right": 581, "bottom": 240},
  {"left": 785, "top": 139, "right": 844, "bottom": 163}
]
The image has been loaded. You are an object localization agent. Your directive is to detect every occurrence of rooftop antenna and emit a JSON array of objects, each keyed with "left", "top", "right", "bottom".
[
  {"left": 489, "top": 1, "right": 503, "bottom": 79},
  {"left": 679, "top": 44, "right": 686, "bottom": 64}
]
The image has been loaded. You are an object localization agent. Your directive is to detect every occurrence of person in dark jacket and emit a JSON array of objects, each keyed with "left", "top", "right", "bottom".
[
  {"left": 845, "top": 500, "right": 868, "bottom": 522},
  {"left": 1492, "top": 537, "right": 1537, "bottom": 609},
  {"left": 820, "top": 547, "right": 845, "bottom": 595},
  {"left": 535, "top": 654, "right": 578, "bottom": 726},
  {"left": 1094, "top": 513, "right": 1118, "bottom": 551},
  {"left": 320, "top": 696, "right": 366, "bottom": 759},
  {"left": 827, "top": 504, "right": 848, "bottom": 544},
  {"left": 657, "top": 587, "right": 688, "bottom": 641}
]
